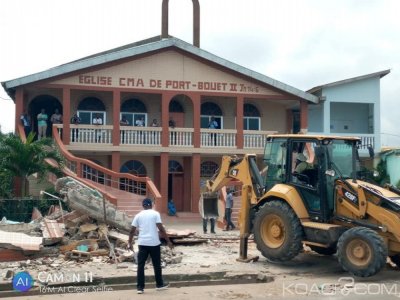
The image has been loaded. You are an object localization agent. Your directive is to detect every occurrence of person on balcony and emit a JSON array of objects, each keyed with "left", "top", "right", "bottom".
[
  {"left": 51, "top": 109, "right": 63, "bottom": 138},
  {"left": 120, "top": 116, "right": 129, "bottom": 144},
  {"left": 92, "top": 114, "right": 103, "bottom": 143},
  {"left": 70, "top": 113, "right": 81, "bottom": 142},
  {"left": 169, "top": 119, "right": 176, "bottom": 145},
  {"left": 37, "top": 108, "right": 48, "bottom": 140},
  {"left": 151, "top": 119, "right": 158, "bottom": 127},
  {"left": 135, "top": 117, "right": 145, "bottom": 143},
  {"left": 51, "top": 109, "right": 63, "bottom": 125},
  {"left": 208, "top": 116, "right": 218, "bottom": 146},
  {"left": 20, "top": 111, "right": 31, "bottom": 137}
]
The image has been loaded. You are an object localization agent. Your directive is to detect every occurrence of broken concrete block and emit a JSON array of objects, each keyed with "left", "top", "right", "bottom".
[
  {"left": 87, "top": 231, "right": 99, "bottom": 240},
  {"left": 60, "top": 239, "right": 98, "bottom": 253},
  {"left": 69, "top": 250, "right": 91, "bottom": 261},
  {"left": 80, "top": 223, "right": 98, "bottom": 233},
  {"left": 3, "top": 269, "right": 14, "bottom": 280}
]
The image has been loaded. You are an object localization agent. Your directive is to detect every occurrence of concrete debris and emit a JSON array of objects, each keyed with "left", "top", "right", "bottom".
[
  {"left": 0, "top": 230, "right": 43, "bottom": 251},
  {"left": 3, "top": 269, "right": 14, "bottom": 280},
  {"left": 55, "top": 177, "right": 132, "bottom": 232},
  {"left": 40, "top": 219, "right": 65, "bottom": 245},
  {"left": 79, "top": 223, "right": 98, "bottom": 233},
  {"left": 31, "top": 207, "right": 43, "bottom": 221}
]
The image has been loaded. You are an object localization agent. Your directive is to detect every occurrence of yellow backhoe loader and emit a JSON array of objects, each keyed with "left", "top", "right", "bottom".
[{"left": 203, "top": 134, "right": 400, "bottom": 277}]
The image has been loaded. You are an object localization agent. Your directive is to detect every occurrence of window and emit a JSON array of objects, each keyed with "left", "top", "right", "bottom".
[
  {"left": 244, "top": 104, "right": 260, "bottom": 130},
  {"left": 120, "top": 160, "right": 147, "bottom": 176},
  {"left": 77, "top": 97, "right": 106, "bottom": 125},
  {"left": 201, "top": 101, "right": 223, "bottom": 129},
  {"left": 121, "top": 98, "right": 147, "bottom": 126},
  {"left": 119, "top": 160, "right": 147, "bottom": 195},
  {"left": 78, "top": 111, "right": 106, "bottom": 125},
  {"left": 201, "top": 161, "right": 219, "bottom": 177},
  {"left": 169, "top": 160, "right": 183, "bottom": 173}
]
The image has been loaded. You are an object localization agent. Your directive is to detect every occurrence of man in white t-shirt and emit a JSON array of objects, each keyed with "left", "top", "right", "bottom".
[
  {"left": 92, "top": 114, "right": 103, "bottom": 142},
  {"left": 128, "top": 198, "right": 173, "bottom": 294}
]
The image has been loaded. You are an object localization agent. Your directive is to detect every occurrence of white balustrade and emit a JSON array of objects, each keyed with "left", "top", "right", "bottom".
[
  {"left": 69, "top": 124, "right": 113, "bottom": 144},
  {"left": 120, "top": 127, "right": 162, "bottom": 146},
  {"left": 169, "top": 128, "right": 194, "bottom": 146},
  {"left": 200, "top": 129, "right": 236, "bottom": 147},
  {"left": 244, "top": 130, "right": 277, "bottom": 149}
]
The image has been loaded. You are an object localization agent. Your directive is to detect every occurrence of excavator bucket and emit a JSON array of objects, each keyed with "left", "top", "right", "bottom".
[{"left": 199, "top": 192, "right": 219, "bottom": 218}]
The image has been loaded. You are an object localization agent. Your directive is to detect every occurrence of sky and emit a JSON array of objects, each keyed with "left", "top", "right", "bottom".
[{"left": 0, "top": 0, "right": 399, "bottom": 146}]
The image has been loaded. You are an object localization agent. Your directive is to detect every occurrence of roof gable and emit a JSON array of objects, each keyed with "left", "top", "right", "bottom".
[
  {"left": 2, "top": 36, "right": 318, "bottom": 103},
  {"left": 307, "top": 69, "right": 390, "bottom": 94}
]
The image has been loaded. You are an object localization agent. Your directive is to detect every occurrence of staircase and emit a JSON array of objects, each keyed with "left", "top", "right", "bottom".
[{"left": 18, "top": 124, "right": 161, "bottom": 219}]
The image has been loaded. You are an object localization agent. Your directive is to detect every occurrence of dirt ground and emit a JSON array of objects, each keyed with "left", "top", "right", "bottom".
[{"left": 2, "top": 221, "right": 400, "bottom": 299}]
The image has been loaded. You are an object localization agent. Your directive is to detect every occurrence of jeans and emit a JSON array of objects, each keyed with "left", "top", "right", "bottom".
[
  {"left": 137, "top": 245, "right": 164, "bottom": 290},
  {"left": 203, "top": 218, "right": 215, "bottom": 233},
  {"left": 225, "top": 208, "right": 235, "bottom": 230}
]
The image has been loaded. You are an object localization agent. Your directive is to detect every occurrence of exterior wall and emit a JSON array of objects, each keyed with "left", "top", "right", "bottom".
[
  {"left": 308, "top": 103, "right": 324, "bottom": 132},
  {"left": 51, "top": 51, "right": 282, "bottom": 97},
  {"left": 330, "top": 103, "right": 372, "bottom": 133},
  {"left": 259, "top": 102, "right": 289, "bottom": 132},
  {"left": 309, "top": 76, "right": 381, "bottom": 152}
]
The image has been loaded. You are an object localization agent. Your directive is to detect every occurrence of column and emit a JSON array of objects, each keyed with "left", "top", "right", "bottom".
[
  {"left": 112, "top": 90, "right": 121, "bottom": 146},
  {"left": 183, "top": 157, "right": 192, "bottom": 211},
  {"left": 191, "top": 153, "right": 201, "bottom": 213},
  {"left": 15, "top": 88, "right": 23, "bottom": 134},
  {"left": 192, "top": 94, "right": 201, "bottom": 148},
  {"left": 159, "top": 152, "right": 169, "bottom": 213},
  {"left": 236, "top": 96, "right": 244, "bottom": 149},
  {"left": 286, "top": 109, "right": 293, "bottom": 133},
  {"left": 161, "top": 93, "right": 171, "bottom": 147},
  {"left": 111, "top": 152, "right": 121, "bottom": 188},
  {"left": 300, "top": 100, "right": 308, "bottom": 133},
  {"left": 62, "top": 88, "right": 71, "bottom": 145}
]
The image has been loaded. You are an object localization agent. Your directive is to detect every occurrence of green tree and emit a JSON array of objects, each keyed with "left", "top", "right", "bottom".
[{"left": 0, "top": 132, "right": 64, "bottom": 197}]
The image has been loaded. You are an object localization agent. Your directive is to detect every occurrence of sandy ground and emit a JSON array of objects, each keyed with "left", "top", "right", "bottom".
[{"left": 2, "top": 220, "right": 400, "bottom": 299}]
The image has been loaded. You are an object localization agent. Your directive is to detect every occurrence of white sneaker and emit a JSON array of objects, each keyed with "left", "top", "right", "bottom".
[
  {"left": 156, "top": 283, "right": 169, "bottom": 291},
  {"left": 137, "top": 289, "right": 144, "bottom": 294}
]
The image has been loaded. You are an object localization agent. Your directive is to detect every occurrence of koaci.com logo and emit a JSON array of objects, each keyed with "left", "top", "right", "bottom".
[{"left": 12, "top": 271, "right": 34, "bottom": 292}]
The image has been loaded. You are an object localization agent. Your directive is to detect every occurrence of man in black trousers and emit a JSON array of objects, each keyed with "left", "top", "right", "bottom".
[{"left": 128, "top": 198, "right": 173, "bottom": 294}]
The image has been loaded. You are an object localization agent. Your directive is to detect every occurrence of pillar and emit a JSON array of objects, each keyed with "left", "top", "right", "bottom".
[
  {"left": 111, "top": 151, "right": 120, "bottom": 188},
  {"left": 192, "top": 0, "right": 200, "bottom": 47},
  {"left": 183, "top": 157, "right": 192, "bottom": 211},
  {"left": 286, "top": 109, "right": 293, "bottom": 133},
  {"left": 15, "top": 88, "right": 23, "bottom": 134},
  {"left": 112, "top": 90, "right": 121, "bottom": 146},
  {"left": 236, "top": 96, "right": 244, "bottom": 149},
  {"left": 191, "top": 153, "right": 201, "bottom": 213},
  {"left": 62, "top": 88, "right": 71, "bottom": 145},
  {"left": 161, "top": 92, "right": 171, "bottom": 147},
  {"left": 192, "top": 94, "right": 201, "bottom": 148},
  {"left": 161, "top": 0, "right": 169, "bottom": 39},
  {"left": 162, "top": 0, "right": 200, "bottom": 47},
  {"left": 300, "top": 100, "right": 308, "bottom": 133},
  {"left": 159, "top": 152, "right": 169, "bottom": 213}
]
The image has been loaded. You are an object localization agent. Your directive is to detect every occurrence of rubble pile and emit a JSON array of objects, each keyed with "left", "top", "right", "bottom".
[{"left": 0, "top": 177, "right": 203, "bottom": 280}]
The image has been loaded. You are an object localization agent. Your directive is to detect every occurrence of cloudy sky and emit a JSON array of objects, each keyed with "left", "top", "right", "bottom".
[{"left": 0, "top": 0, "right": 399, "bottom": 146}]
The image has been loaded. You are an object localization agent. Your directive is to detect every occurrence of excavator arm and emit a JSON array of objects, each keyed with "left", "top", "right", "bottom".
[{"left": 203, "top": 154, "right": 263, "bottom": 262}]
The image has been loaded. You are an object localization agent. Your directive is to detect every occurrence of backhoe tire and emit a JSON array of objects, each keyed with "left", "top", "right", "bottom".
[
  {"left": 309, "top": 245, "right": 337, "bottom": 256},
  {"left": 390, "top": 254, "right": 400, "bottom": 268},
  {"left": 337, "top": 227, "right": 387, "bottom": 277},
  {"left": 253, "top": 200, "right": 303, "bottom": 262}
]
